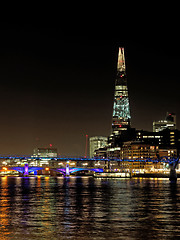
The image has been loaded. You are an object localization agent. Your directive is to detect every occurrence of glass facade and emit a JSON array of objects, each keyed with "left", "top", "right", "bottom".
[
  {"left": 89, "top": 136, "right": 108, "bottom": 158},
  {"left": 112, "top": 48, "right": 131, "bottom": 136}
]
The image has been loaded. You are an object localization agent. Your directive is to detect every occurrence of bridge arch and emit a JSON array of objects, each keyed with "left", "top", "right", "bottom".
[
  {"left": 54, "top": 167, "right": 103, "bottom": 175},
  {"left": 69, "top": 168, "right": 103, "bottom": 174}
]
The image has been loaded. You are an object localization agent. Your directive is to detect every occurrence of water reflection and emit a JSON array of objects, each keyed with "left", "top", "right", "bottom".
[
  {"left": 0, "top": 177, "right": 180, "bottom": 239},
  {"left": 0, "top": 177, "right": 10, "bottom": 240}
]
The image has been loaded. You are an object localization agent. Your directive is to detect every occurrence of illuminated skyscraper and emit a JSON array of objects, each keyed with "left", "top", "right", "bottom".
[{"left": 111, "top": 47, "right": 131, "bottom": 137}]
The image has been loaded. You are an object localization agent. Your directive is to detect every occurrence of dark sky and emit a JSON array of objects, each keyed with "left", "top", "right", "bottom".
[{"left": 0, "top": 22, "right": 179, "bottom": 156}]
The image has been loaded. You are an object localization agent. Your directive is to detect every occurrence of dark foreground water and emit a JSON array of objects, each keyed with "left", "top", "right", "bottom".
[{"left": 0, "top": 177, "right": 180, "bottom": 240}]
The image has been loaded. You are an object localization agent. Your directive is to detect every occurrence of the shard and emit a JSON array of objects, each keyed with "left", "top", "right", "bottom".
[{"left": 111, "top": 47, "right": 131, "bottom": 137}]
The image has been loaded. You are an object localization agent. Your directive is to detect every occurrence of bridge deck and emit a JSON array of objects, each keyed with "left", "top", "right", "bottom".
[{"left": 0, "top": 156, "right": 178, "bottom": 163}]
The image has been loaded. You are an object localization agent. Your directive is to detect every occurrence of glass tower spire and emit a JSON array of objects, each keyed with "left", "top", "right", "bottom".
[{"left": 112, "top": 47, "right": 131, "bottom": 136}]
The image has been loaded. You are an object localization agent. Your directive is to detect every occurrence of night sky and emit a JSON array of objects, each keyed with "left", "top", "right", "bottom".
[{"left": 0, "top": 22, "right": 179, "bottom": 156}]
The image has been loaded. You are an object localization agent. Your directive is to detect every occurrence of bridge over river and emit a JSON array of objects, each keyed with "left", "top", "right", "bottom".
[
  {"left": 0, "top": 155, "right": 179, "bottom": 180},
  {"left": 0, "top": 164, "right": 103, "bottom": 176}
]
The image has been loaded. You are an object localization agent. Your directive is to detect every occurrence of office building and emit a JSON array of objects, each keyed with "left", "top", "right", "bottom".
[
  {"left": 136, "top": 128, "right": 180, "bottom": 150},
  {"left": 89, "top": 136, "right": 108, "bottom": 158},
  {"left": 33, "top": 147, "right": 58, "bottom": 158},
  {"left": 94, "top": 147, "right": 107, "bottom": 158},
  {"left": 107, "top": 141, "right": 158, "bottom": 160},
  {"left": 153, "top": 112, "right": 176, "bottom": 132},
  {"left": 32, "top": 147, "right": 58, "bottom": 167},
  {"left": 120, "top": 141, "right": 158, "bottom": 160}
]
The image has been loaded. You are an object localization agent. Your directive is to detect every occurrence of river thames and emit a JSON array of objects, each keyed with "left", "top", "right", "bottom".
[{"left": 0, "top": 176, "right": 180, "bottom": 239}]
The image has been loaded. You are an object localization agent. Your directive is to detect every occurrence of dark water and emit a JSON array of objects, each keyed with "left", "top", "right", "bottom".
[{"left": 0, "top": 177, "right": 180, "bottom": 240}]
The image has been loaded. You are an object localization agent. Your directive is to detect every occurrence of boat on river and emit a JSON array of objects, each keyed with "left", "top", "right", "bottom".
[{"left": 93, "top": 172, "right": 131, "bottom": 178}]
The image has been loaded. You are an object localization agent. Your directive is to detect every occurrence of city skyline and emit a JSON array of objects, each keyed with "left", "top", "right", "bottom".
[{"left": 0, "top": 23, "right": 179, "bottom": 156}]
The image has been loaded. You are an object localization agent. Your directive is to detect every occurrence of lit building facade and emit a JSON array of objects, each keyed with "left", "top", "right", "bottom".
[
  {"left": 120, "top": 141, "right": 158, "bottom": 160},
  {"left": 94, "top": 147, "right": 107, "bottom": 158},
  {"left": 106, "top": 141, "right": 168, "bottom": 173},
  {"left": 153, "top": 112, "right": 176, "bottom": 132},
  {"left": 136, "top": 128, "right": 180, "bottom": 150},
  {"left": 107, "top": 142, "right": 158, "bottom": 160},
  {"left": 111, "top": 47, "right": 131, "bottom": 139},
  {"left": 32, "top": 147, "right": 58, "bottom": 167},
  {"left": 33, "top": 147, "right": 58, "bottom": 157},
  {"left": 89, "top": 136, "right": 108, "bottom": 158}
]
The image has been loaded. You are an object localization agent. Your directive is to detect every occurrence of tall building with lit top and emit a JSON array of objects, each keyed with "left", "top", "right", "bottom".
[{"left": 110, "top": 48, "right": 131, "bottom": 142}]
